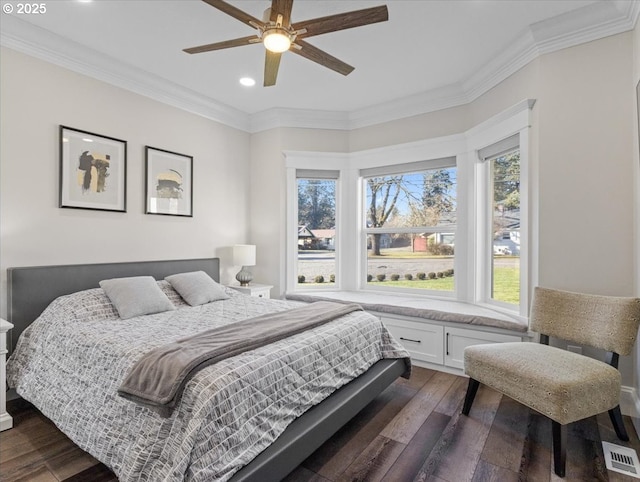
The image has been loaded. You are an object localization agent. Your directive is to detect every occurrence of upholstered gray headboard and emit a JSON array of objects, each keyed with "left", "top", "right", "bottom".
[{"left": 6, "top": 258, "right": 220, "bottom": 354}]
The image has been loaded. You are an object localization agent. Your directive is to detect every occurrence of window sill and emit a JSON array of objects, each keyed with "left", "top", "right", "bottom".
[{"left": 285, "top": 290, "right": 529, "bottom": 334}]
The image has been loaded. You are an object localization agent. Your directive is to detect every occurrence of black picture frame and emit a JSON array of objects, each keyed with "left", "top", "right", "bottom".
[
  {"left": 145, "top": 146, "right": 193, "bottom": 217},
  {"left": 59, "top": 126, "right": 127, "bottom": 212}
]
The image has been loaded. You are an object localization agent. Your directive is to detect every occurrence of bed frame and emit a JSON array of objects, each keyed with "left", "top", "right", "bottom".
[{"left": 6, "top": 258, "right": 406, "bottom": 482}]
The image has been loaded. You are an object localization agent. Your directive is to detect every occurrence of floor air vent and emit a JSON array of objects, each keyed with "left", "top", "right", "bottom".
[{"left": 602, "top": 441, "right": 640, "bottom": 479}]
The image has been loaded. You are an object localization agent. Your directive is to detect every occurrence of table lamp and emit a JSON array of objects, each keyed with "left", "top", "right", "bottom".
[{"left": 233, "top": 244, "right": 256, "bottom": 286}]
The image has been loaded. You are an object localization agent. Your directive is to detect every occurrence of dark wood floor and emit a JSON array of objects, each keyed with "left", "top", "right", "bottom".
[{"left": 2, "top": 367, "right": 639, "bottom": 481}]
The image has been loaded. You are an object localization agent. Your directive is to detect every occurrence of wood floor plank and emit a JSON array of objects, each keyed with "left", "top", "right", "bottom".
[
  {"left": 380, "top": 411, "right": 450, "bottom": 482},
  {"left": 415, "top": 384, "right": 502, "bottom": 482},
  {"left": 562, "top": 417, "right": 609, "bottom": 481},
  {"left": 433, "top": 375, "right": 467, "bottom": 417},
  {"left": 519, "top": 410, "right": 552, "bottom": 482},
  {"left": 394, "top": 366, "right": 437, "bottom": 392},
  {"left": 305, "top": 381, "right": 416, "bottom": 480},
  {"left": 337, "top": 435, "right": 405, "bottom": 482},
  {"left": 3, "top": 465, "right": 58, "bottom": 482},
  {"left": 480, "top": 395, "right": 529, "bottom": 473},
  {"left": 0, "top": 410, "right": 70, "bottom": 464},
  {"left": 597, "top": 412, "right": 640, "bottom": 452},
  {"left": 471, "top": 458, "right": 519, "bottom": 482},
  {"left": 380, "top": 371, "right": 457, "bottom": 444},
  {"left": 1, "top": 437, "right": 80, "bottom": 481},
  {"left": 45, "top": 444, "right": 102, "bottom": 481}
]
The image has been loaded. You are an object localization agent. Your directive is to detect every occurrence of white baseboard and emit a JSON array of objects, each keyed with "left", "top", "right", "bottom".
[
  {"left": 0, "top": 412, "right": 13, "bottom": 431},
  {"left": 621, "top": 385, "right": 639, "bottom": 421}
]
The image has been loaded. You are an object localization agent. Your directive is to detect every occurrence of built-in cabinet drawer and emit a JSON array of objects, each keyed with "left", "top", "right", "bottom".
[
  {"left": 382, "top": 318, "right": 443, "bottom": 365},
  {"left": 444, "top": 326, "right": 521, "bottom": 370},
  {"left": 382, "top": 316, "right": 523, "bottom": 374}
]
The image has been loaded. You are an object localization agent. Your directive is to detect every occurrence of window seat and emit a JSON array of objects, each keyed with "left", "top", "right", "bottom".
[{"left": 285, "top": 291, "right": 528, "bottom": 333}]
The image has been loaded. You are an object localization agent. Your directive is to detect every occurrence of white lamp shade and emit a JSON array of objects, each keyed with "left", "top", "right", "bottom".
[{"left": 233, "top": 244, "right": 256, "bottom": 266}]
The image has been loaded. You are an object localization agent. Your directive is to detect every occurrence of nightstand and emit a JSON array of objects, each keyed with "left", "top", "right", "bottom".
[
  {"left": 1, "top": 318, "right": 13, "bottom": 431},
  {"left": 228, "top": 284, "right": 272, "bottom": 299}
]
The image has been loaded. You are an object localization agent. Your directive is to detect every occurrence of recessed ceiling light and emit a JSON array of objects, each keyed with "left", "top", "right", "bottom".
[{"left": 239, "top": 77, "right": 256, "bottom": 87}]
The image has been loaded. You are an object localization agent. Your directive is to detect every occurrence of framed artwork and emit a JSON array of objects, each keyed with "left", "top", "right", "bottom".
[
  {"left": 59, "top": 126, "right": 127, "bottom": 212},
  {"left": 145, "top": 146, "right": 193, "bottom": 217}
]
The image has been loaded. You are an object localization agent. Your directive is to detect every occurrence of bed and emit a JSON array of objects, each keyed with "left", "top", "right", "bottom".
[{"left": 5, "top": 258, "right": 409, "bottom": 481}]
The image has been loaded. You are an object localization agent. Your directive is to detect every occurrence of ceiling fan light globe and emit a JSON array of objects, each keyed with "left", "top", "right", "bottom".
[{"left": 263, "top": 30, "right": 291, "bottom": 53}]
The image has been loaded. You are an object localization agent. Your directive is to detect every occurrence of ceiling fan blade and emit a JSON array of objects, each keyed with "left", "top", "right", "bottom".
[
  {"left": 183, "top": 35, "right": 258, "bottom": 54},
  {"left": 293, "top": 5, "right": 388, "bottom": 38},
  {"left": 291, "top": 39, "right": 354, "bottom": 76},
  {"left": 264, "top": 50, "right": 282, "bottom": 86},
  {"left": 201, "top": 0, "right": 264, "bottom": 29},
  {"left": 270, "top": 0, "right": 294, "bottom": 26}
]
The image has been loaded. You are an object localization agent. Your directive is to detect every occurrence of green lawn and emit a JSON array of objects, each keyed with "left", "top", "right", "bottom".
[
  {"left": 300, "top": 266, "right": 520, "bottom": 305},
  {"left": 491, "top": 266, "right": 520, "bottom": 304}
]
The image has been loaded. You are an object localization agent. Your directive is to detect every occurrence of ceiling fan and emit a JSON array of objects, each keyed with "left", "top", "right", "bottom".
[{"left": 183, "top": 0, "right": 389, "bottom": 87}]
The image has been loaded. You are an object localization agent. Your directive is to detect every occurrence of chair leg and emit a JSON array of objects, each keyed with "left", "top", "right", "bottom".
[
  {"left": 552, "top": 421, "right": 566, "bottom": 478},
  {"left": 461, "top": 378, "right": 480, "bottom": 415},
  {"left": 608, "top": 405, "right": 629, "bottom": 441}
]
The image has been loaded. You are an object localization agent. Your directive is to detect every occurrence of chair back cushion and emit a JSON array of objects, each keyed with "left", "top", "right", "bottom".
[{"left": 530, "top": 287, "right": 640, "bottom": 355}]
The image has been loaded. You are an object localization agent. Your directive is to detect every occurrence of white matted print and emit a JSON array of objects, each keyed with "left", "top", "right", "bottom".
[
  {"left": 59, "top": 126, "right": 127, "bottom": 212},
  {"left": 145, "top": 146, "right": 193, "bottom": 217}
]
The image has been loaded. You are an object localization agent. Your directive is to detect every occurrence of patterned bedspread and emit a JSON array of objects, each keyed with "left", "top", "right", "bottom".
[{"left": 7, "top": 282, "right": 409, "bottom": 481}]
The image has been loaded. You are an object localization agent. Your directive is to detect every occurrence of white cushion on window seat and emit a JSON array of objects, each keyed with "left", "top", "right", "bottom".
[{"left": 285, "top": 291, "right": 527, "bottom": 333}]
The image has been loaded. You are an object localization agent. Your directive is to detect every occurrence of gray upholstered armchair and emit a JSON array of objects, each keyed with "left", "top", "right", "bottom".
[{"left": 462, "top": 287, "right": 640, "bottom": 477}]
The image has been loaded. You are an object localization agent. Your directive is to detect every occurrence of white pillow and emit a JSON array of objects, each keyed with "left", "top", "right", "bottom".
[
  {"left": 165, "top": 271, "right": 229, "bottom": 306},
  {"left": 99, "top": 276, "right": 176, "bottom": 319}
]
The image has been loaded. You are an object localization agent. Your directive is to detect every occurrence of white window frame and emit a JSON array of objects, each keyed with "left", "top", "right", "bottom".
[
  {"left": 284, "top": 99, "right": 536, "bottom": 318},
  {"left": 466, "top": 99, "right": 535, "bottom": 318},
  {"left": 360, "top": 157, "right": 458, "bottom": 297},
  {"left": 284, "top": 153, "right": 349, "bottom": 293}
]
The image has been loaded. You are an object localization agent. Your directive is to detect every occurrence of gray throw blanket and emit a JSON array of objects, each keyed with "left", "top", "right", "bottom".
[{"left": 118, "top": 301, "right": 363, "bottom": 416}]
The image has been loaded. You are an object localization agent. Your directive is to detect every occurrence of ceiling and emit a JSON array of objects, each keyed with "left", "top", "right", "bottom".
[{"left": 1, "top": 0, "right": 638, "bottom": 131}]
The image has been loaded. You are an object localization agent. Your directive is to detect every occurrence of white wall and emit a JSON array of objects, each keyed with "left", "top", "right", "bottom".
[
  {"left": 536, "top": 33, "right": 635, "bottom": 297},
  {"left": 0, "top": 47, "right": 252, "bottom": 317}
]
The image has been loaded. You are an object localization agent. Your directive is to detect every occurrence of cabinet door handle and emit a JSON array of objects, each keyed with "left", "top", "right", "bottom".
[
  {"left": 400, "top": 337, "right": 421, "bottom": 344},
  {"left": 446, "top": 332, "right": 449, "bottom": 355}
]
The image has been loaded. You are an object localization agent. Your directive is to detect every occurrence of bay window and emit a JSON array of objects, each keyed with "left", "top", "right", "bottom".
[{"left": 285, "top": 99, "right": 534, "bottom": 317}]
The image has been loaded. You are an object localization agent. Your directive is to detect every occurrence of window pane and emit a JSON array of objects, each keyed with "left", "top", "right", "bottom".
[
  {"left": 491, "top": 151, "right": 520, "bottom": 305},
  {"left": 297, "top": 179, "right": 336, "bottom": 287},
  {"left": 366, "top": 233, "right": 455, "bottom": 291},
  {"left": 365, "top": 168, "right": 456, "bottom": 229},
  {"left": 363, "top": 166, "right": 456, "bottom": 293}
]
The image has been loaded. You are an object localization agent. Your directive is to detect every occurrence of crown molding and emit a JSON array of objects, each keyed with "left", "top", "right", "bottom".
[
  {"left": 1, "top": 2, "right": 637, "bottom": 134},
  {"left": 250, "top": 108, "right": 350, "bottom": 133},
  {"left": 347, "top": 83, "right": 471, "bottom": 130},
  {"left": 0, "top": 15, "right": 250, "bottom": 132},
  {"left": 530, "top": 0, "right": 637, "bottom": 55}
]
